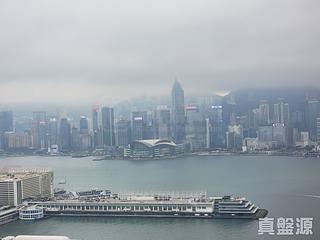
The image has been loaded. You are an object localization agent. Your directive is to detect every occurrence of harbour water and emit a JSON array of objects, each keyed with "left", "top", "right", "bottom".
[{"left": 0, "top": 155, "right": 319, "bottom": 239}]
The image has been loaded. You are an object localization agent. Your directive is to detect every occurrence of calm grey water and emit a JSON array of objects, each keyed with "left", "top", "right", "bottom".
[{"left": 0, "top": 155, "right": 319, "bottom": 240}]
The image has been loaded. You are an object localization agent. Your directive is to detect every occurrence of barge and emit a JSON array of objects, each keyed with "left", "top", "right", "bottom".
[{"left": 28, "top": 191, "right": 268, "bottom": 219}]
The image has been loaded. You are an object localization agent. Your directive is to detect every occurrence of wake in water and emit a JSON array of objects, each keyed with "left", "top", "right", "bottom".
[{"left": 302, "top": 194, "right": 320, "bottom": 199}]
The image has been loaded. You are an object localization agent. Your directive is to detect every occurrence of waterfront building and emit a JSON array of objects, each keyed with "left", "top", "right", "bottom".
[
  {"left": 208, "top": 105, "right": 225, "bottom": 148},
  {"left": 78, "top": 116, "right": 90, "bottom": 151},
  {"left": 185, "top": 105, "right": 206, "bottom": 151},
  {"left": 130, "top": 139, "right": 177, "bottom": 158},
  {"left": 291, "top": 110, "right": 305, "bottom": 130},
  {"left": 257, "top": 126, "right": 273, "bottom": 149},
  {"left": 59, "top": 118, "right": 71, "bottom": 152},
  {"left": 273, "top": 100, "right": 290, "bottom": 126},
  {"left": 0, "top": 178, "right": 22, "bottom": 206},
  {"left": 305, "top": 99, "right": 320, "bottom": 141},
  {"left": 222, "top": 96, "right": 236, "bottom": 129},
  {"left": 205, "top": 118, "right": 210, "bottom": 149},
  {"left": 0, "top": 111, "right": 13, "bottom": 150},
  {"left": 258, "top": 100, "right": 270, "bottom": 126},
  {"left": 295, "top": 131, "right": 310, "bottom": 147},
  {"left": 92, "top": 106, "right": 102, "bottom": 149},
  {"left": 0, "top": 169, "right": 53, "bottom": 206},
  {"left": 242, "top": 138, "right": 259, "bottom": 152},
  {"left": 47, "top": 116, "right": 58, "bottom": 148},
  {"left": 247, "top": 108, "right": 259, "bottom": 138},
  {"left": 317, "top": 117, "right": 320, "bottom": 144},
  {"left": 154, "top": 106, "right": 171, "bottom": 140},
  {"left": 226, "top": 125, "right": 243, "bottom": 151},
  {"left": 79, "top": 116, "right": 89, "bottom": 134},
  {"left": 0, "top": 206, "right": 18, "bottom": 226},
  {"left": 116, "top": 119, "right": 131, "bottom": 147},
  {"left": 29, "top": 192, "right": 267, "bottom": 219},
  {"left": 101, "top": 107, "right": 115, "bottom": 146},
  {"left": 4, "top": 132, "right": 32, "bottom": 150},
  {"left": 272, "top": 123, "right": 286, "bottom": 147},
  {"left": 71, "top": 126, "right": 79, "bottom": 151},
  {"left": 19, "top": 205, "right": 44, "bottom": 220},
  {"left": 131, "top": 111, "right": 147, "bottom": 141},
  {"left": 78, "top": 133, "right": 91, "bottom": 151},
  {"left": 171, "top": 81, "right": 185, "bottom": 143},
  {"left": 31, "top": 112, "right": 47, "bottom": 150},
  {"left": 145, "top": 111, "right": 155, "bottom": 139}
]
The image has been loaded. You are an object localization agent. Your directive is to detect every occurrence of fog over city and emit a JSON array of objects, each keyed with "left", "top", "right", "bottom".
[{"left": 0, "top": 0, "right": 319, "bottom": 104}]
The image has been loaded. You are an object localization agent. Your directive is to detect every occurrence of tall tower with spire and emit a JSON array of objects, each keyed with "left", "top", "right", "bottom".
[{"left": 171, "top": 80, "right": 185, "bottom": 143}]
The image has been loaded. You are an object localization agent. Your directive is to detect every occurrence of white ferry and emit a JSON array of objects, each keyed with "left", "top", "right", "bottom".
[{"left": 28, "top": 191, "right": 268, "bottom": 219}]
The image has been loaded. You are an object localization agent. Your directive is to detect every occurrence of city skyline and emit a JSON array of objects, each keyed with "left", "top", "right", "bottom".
[{"left": 1, "top": 81, "right": 320, "bottom": 156}]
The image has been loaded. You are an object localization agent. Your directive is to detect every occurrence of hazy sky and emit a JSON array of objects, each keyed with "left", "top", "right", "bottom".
[{"left": 0, "top": 0, "right": 319, "bottom": 104}]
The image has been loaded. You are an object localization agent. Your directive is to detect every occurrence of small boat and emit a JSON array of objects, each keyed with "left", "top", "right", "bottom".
[{"left": 58, "top": 178, "right": 66, "bottom": 185}]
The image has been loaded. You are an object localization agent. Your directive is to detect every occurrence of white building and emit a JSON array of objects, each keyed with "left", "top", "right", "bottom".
[{"left": 0, "top": 169, "right": 53, "bottom": 206}]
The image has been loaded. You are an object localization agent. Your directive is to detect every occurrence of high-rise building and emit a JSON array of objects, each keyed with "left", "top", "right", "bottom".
[
  {"left": 79, "top": 116, "right": 89, "bottom": 134},
  {"left": 185, "top": 105, "right": 206, "bottom": 151},
  {"left": 257, "top": 126, "right": 273, "bottom": 142},
  {"left": 32, "top": 112, "right": 47, "bottom": 149},
  {"left": 273, "top": 101, "right": 290, "bottom": 126},
  {"left": 258, "top": 100, "right": 270, "bottom": 126},
  {"left": 4, "top": 132, "right": 32, "bottom": 150},
  {"left": 226, "top": 125, "right": 243, "bottom": 151},
  {"left": 145, "top": 111, "right": 154, "bottom": 139},
  {"left": 0, "top": 111, "right": 13, "bottom": 149},
  {"left": 305, "top": 100, "right": 320, "bottom": 141},
  {"left": 79, "top": 116, "right": 90, "bottom": 151},
  {"left": 291, "top": 110, "right": 305, "bottom": 130},
  {"left": 47, "top": 116, "right": 58, "bottom": 147},
  {"left": 59, "top": 118, "right": 71, "bottom": 152},
  {"left": 208, "top": 105, "right": 225, "bottom": 148},
  {"left": 116, "top": 119, "right": 131, "bottom": 147},
  {"left": 92, "top": 106, "right": 102, "bottom": 149},
  {"left": 316, "top": 117, "right": 320, "bottom": 144},
  {"left": 0, "top": 169, "right": 53, "bottom": 206},
  {"left": 154, "top": 106, "right": 171, "bottom": 140},
  {"left": 171, "top": 81, "right": 185, "bottom": 143},
  {"left": 272, "top": 123, "right": 286, "bottom": 147},
  {"left": 0, "top": 111, "right": 13, "bottom": 133},
  {"left": 131, "top": 111, "right": 147, "bottom": 141},
  {"left": 101, "top": 107, "right": 115, "bottom": 146},
  {"left": 71, "top": 126, "right": 79, "bottom": 151}
]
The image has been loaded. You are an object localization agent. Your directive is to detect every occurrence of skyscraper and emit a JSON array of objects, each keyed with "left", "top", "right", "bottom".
[
  {"left": 305, "top": 100, "right": 320, "bottom": 141},
  {"left": 47, "top": 116, "right": 58, "bottom": 146},
  {"left": 154, "top": 106, "right": 171, "bottom": 140},
  {"left": 116, "top": 119, "right": 131, "bottom": 146},
  {"left": 316, "top": 117, "right": 320, "bottom": 144},
  {"left": 79, "top": 116, "right": 89, "bottom": 134},
  {"left": 0, "top": 111, "right": 13, "bottom": 149},
  {"left": 59, "top": 118, "right": 71, "bottom": 152},
  {"left": 92, "top": 106, "right": 102, "bottom": 149},
  {"left": 273, "top": 100, "right": 290, "bottom": 126},
  {"left": 171, "top": 81, "right": 185, "bottom": 143},
  {"left": 185, "top": 105, "right": 206, "bottom": 151},
  {"left": 258, "top": 100, "right": 270, "bottom": 126},
  {"left": 79, "top": 116, "right": 90, "bottom": 151},
  {"left": 131, "top": 111, "right": 147, "bottom": 141},
  {"left": 101, "top": 107, "right": 115, "bottom": 146},
  {"left": 208, "top": 105, "right": 225, "bottom": 148},
  {"left": 32, "top": 111, "right": 47, "bottom": 149}
]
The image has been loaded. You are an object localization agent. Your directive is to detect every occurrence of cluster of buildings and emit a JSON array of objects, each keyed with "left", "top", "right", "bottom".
[
  {"left": 0, "top": 83, "right": 320, "bottom": 157},
  {"left": 0, "top": 168, "right": 53, "bottom": 225},
  {"left": 0, "top": 168, "right": 53, "bottom": 206}
]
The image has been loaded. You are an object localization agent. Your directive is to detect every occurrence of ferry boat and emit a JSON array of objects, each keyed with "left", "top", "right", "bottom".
[{"left": 28, "top": 191, "right": 268, "bottom": 219}]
